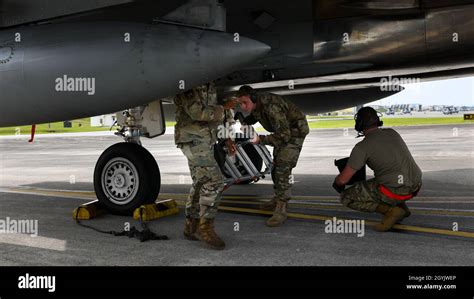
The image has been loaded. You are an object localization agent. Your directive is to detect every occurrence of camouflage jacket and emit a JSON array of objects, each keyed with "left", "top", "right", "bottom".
[
  {"left": 174, "top": 84, "right": 225, "bottom": 145},
  {"left": 243, "top": 92, "right": 309, "bottom": 147}
]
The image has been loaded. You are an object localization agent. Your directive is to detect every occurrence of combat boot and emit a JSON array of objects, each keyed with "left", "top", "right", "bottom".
[
  {"left": 374, "top": 205, "right": 406, "bottom": 232},
  {"left": 375, "top": 203, "right": 391, "bottom": 215},
  {"left": 198, "top": 218, "right": 225, "bottom": 250},
  {"left": 266, "top": 200, "right": 288, "bottom": 227},
  {"left": 399, "top": 202, "right": 411, "bottom": 218},
  {"left": 183, "top": 217, "right": 199, "bottom": 241},
  {"left": 260, "top": 198, "right": 277, "bottom": 210}
]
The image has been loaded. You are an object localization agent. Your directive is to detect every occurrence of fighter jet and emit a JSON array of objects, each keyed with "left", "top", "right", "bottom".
[{"left": 1, "top": 0, "right": 473, "bottom": 214}]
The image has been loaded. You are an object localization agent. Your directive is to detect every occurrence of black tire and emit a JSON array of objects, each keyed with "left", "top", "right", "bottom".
[
  {"left": 94, "top": 143, "right": 160, "bottom": 215},
  {"left": 223, "top": 143, "right": 263, "bottom": 185}
]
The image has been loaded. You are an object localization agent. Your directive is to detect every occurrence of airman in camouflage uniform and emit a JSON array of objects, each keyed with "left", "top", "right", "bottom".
[
  {"left": 175, "top": 82, "right": 236, "bottom": 250},
  {"left": 236, "top": 85, "right": 309, "bottom": 227},
  {"left": 333, "top": 107, "right": 422, "bottom": 232}
]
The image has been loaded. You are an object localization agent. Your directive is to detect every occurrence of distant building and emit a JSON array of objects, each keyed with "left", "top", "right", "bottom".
[
  {"left": 431, "top": 105, "right": 444, "bottom": 111},
  {"left": 408, "top": 104, "right": 422, "bottom": 111},
  {"left": 91, "top": 114, "right": 116, "bottom": 127},
  {"left": 389, "top": 104, "right": 422, "bottom": 112}
]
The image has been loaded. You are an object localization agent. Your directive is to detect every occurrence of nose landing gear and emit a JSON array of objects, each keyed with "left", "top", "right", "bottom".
[{"left": 93, "top": 101, "right": 165, "bottom": 215}]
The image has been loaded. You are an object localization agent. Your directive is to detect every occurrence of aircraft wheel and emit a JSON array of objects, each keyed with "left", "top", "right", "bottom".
[{"left": 94, "top": 143, "right": 160, "bottom": 215}]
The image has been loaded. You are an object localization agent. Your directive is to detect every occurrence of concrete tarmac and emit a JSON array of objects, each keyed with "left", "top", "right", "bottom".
[{"left": 0, "top": 124, "right": 473, "bottom": 266}]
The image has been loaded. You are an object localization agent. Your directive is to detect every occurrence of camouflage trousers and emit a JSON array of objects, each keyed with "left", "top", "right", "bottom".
[
  {"left": 271, "top": 137, "right": 305, "bottom": 202},
  {"left": 340, "top": 179, "right": 403, "bottom": 212},
  {"left": 179, "top": 141, "right": 225, "bottom": 220}
]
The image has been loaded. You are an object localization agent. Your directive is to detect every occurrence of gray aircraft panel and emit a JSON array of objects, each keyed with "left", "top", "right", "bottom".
[
  {"left": 219, "top": 1, "right": 474, "bottom": 91},
  {"left": 0, "top": 0, "right": 132, "bottom": 27},
  {"left": 0, "top": 21, "right": 270, "bottom": 126}
]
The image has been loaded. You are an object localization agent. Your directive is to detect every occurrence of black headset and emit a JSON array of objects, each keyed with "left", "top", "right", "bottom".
[
  {"left": 249, "top": 92, "right": 257, "bottom": 104},
  {"left": 354, "top": 107, "right": 383, "bottom": 136}
]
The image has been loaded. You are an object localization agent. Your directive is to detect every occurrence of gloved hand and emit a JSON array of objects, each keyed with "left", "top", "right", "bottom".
[
  {"left": 250, "top": 134, "right": 260, "bottom": 145},
  {"left": 225, "top": 138, "right": 237, "bottom": 156},
  {"left": 332, "top": 179, "right": 345, "bottom": 194},
  {"left": 223, "top": 99, "right": 239, "bottom": 110}
]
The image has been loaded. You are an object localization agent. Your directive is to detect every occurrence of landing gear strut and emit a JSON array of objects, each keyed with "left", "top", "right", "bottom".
[{"left": 93, "top": 101, "right": 165, "bottom": 215}]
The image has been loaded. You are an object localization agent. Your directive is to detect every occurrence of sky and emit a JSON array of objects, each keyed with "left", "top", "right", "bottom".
[{"left": 369, "top": 76, "right": 474, "bottom": 106}]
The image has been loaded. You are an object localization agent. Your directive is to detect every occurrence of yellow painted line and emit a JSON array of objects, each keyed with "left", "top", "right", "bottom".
[
  {"left": 4, "top": 188, "right": 473, "bottom": 203},
  {"left": 3, "top": 188, "right": 96, "bottom": 200},
  {"left": 199, "top": 195, "right": 474, "bottom": 205},
  {"left": 3, "top": 187, "right": 474, "bottom": 238},
  {"left": 206, "top": 205, "right": 474, "bottom": 239},
  {"left": 224, "top": 195, "right": 337, "bottom": 202},
  {"left": 217, "top": 199, "right": 474, "bottom": 217},
  {"left": 4, "top": 187, "right": 474, "bottom": 236},
  {"left": 392, "top": 224, "right": 474, "bottom": 239},
  {"left": 221, "top": 194, "right": 474, "bottom": 203},
  {"left": 4, "top": 188, "right": 474, "bottom": 217}
]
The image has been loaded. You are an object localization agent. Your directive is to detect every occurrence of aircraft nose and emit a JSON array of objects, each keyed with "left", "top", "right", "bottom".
[{"left": 143, "top": 25, "right": 271, "bottom": 97}]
